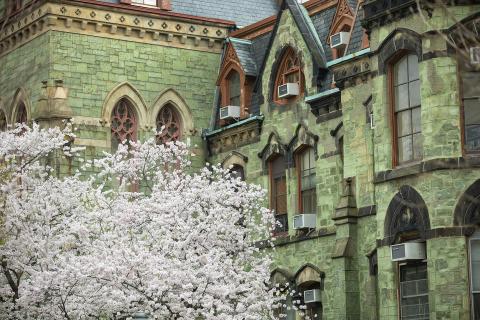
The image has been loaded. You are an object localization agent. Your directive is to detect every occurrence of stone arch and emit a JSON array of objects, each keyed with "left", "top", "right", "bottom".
[
  {"left": 258, "top": 131, "right": 288, "bottom": 172},
  {"left": 264, "top": 42, "right": 319, "bottom": 102},
  {"left": 101, "top": 82, "right": 148, "bottom": 128},
  {"left": 150, "top": 88, "right": 194, "bottom": 137},
  {"left": 294, "top": 263, "right": 325, "bottom": 288},
  {"left": 221, "top": 151, "right": 248, "bottom": 169},
  {"left": 454, "top": 179, "right": 480, "bottom": 226},
  {"left": 270, "top": 268, "right": 294, "bottom": 287},
  {"left": 288, "top": 123, "right": 319, "bottom": 160},
  {"left": 10, "top": 87, "right": 31, "bottom": 123},
  {"left": 384, "top": 185, "right": 430, "bottom": 245},
  {"left": 377, "top": 28, "right": 422, "bottom": 74}
]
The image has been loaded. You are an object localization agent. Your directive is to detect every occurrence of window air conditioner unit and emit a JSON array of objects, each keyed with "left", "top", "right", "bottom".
[
  {"left": 219, "top": 105, "right": 240, "bottom": 120},
  {"left": 391, "top": 242, "right": 426, "bottom": 262},
  {"left": 470, "top": 47, "right": 480, "bottom": 64},
  {"left": 278, "top": 83, "right": 299, "bottom": 99},
  {"left": 293, "top": 214, "right": 316, "bottom": 229},
  {"left": 330, "top": 32, "right": 350, "bottom": 49},
  {"left": 304, "top": 289, "right": 321, "bottom": 304}
]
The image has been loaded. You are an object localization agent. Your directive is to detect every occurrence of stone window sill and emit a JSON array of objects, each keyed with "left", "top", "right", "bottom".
[{"left": 375, "top": 156, "right": 480, "bottom": 183}]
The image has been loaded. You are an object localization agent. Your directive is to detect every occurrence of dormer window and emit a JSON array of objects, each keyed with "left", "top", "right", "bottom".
[
  {"left": 228, "top": 71, "right": 241, "bottom": 106},
  {"left": 274, "top": 47, "right": 304, "bottom": 104}
]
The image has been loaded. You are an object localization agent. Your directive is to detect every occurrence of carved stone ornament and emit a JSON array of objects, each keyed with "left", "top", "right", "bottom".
[{"left": 384, "top": 185, "right": 430, "bottom": 244}]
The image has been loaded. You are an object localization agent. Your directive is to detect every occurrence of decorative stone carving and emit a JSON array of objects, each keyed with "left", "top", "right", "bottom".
[
  {"left": 206, "top": 117, "right": 263, "bottom": 156},
  {"left": 258, "top": 131, "right": 287, "bottom": 172},
  {"left": 35, "top": 80, "right": 73, "bottom": 126},
  {"left": 384, "top": 185, "right": 430, "bottom": 244}
]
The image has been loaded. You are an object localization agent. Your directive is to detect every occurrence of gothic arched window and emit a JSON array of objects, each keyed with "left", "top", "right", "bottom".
[
  {"left": 156, "top": 104, "right": 182, "bottom": 144},
  {"left": 274, "top": 47, "right": 304, "bottom": 104},
  {"left": 111, "top": 99, "right": 137, "bottom": 149},
  {"left": 15, "top": 103, "right": 27, "bottom": 124},
  {"left": 0, "top": 110, "right": 7, "bottom": 131}
]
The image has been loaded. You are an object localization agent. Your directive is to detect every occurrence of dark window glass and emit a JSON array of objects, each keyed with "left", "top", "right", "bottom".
[
  {"left": 228, "top": 71, "right": 241, "bottom": 106},
  {"left": 230, "top": 164, "right": 245, "bottom": 181},
  {"left": 399, "top": 263, "right": 429, "bottom": 320},
  {"left": 271, "top": 156, "right": 287, "bottom": 234},
  {"left": 460, "top": 50, "right": 480, "bottom": 153},
  {"left": 394, "top": 54, "right": 422, "bottom": 164},
  {"left": 470, "top": 235, "right": 480, "bottom": 319},
  {"left": 16, "top": 103, "right": 27, "bottom": 124},
  {"left": 0, "top": 110, "right": 7, "bottom": 131},
  {"left": 300, "top": 148, "right": 316, "bottom": 214}
]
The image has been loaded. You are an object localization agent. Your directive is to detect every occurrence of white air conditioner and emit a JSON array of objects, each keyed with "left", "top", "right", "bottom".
[
  {"left": 330, "top": 32, "right": 350, "bottom": 49},
  {"left": 293, "top": 214, "right": 316, "bottom": 229},
  {"left": 219, "top": 105, "right": 240, "bottom": 120},
  {"left": 304, "top": 289, "right": 321, "bottom": 304},
  {"left": 470, "top": 47, "right": 480, "bottom": 64},
  {"left": 278, "top": 83, "right": 299, "bottom": 99},
  {"left": 391, "top": 242, "right": 426, "bottom": 262}
]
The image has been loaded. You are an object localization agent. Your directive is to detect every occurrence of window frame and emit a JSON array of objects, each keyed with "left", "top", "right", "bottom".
[
  {"left": 110, "top": 98, "right": 138, "bottom": 150},
  {"left": 269, "top": 155, "right": 288, "bottom": 236},
  {"left": 296, "top": 147, "right": 317, "bottom": 215},
  {"left": 458, "top": 47, "right": 480, "bottom": 156},
  {"left": 469, "top": 230, "right": 480, "bottom": 319},
  {"left": 389, "top": 51, "right": 422, "bottom": 167},
  {"left": 155, "top": 103, "right": 182, "bottom": 144},
  {"left": 226, "top": 70, "right": 241, "bottom": 107},
  {"left": 397, "top": 261, "right": 429, "bottom": 320},
  {"left": 273, "top": 47, "right": 304, "bottom": 105}
]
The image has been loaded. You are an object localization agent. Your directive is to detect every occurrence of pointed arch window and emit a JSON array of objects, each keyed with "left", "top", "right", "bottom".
[
  {"left": 111, "top": 98, "right": 137, "bottom": 150},
  {"left": 15, "top": 103, "right": 27, "bottom": 124},
  {"left": 0, "top": 110, "right": 7, "bottom": 131},
  {"left": 274, "top": 47, "right": 304, "bottom": 104},
  {"left": 156, "top": 104, "right": 182, "bottom": 144},
  {"left": 391, "top": 53, "right": 422, "bottom": 165}
]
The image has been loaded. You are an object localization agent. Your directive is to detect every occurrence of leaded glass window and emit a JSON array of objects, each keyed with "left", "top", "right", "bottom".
[
  {"left": 156, "top": 104, "right": 181, "bottom": 144},
  {"left": 111, "top": 99, "right": 137, "bottom": 150},
  {"left": 393, "top": 54, "right": 422, "bottom": 164}
]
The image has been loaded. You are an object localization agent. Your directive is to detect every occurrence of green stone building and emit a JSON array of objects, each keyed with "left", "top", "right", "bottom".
[{"left": 1, "top": 0, "right": 480, "bottom": 319}]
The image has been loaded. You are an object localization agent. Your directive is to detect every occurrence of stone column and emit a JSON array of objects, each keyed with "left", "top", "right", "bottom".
[{"left": 330, "top": 178, "right": 360, "bottom": 320}]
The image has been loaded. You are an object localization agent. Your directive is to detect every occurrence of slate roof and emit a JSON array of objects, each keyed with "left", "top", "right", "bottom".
[
  {"left": 170, "top": 0, "right": 279, "bottom": 28},
  {"left": 346, "top": 6, "right": 364, "bottom": 55},
  {"left": 229, "top": 38, "right": 258, "bottom": 76}
]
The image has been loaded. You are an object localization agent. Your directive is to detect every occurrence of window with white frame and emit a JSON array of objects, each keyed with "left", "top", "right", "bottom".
[{"left": 131, "top": 0, "right": 157, "bottom": 6}]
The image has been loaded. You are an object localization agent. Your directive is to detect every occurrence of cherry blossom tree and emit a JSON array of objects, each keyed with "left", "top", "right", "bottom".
[{"left": 0, "top": 124, "right": 277, "bottom": 320}]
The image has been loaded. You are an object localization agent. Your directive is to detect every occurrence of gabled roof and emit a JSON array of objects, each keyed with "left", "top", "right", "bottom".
[
  {"left": 229, "top": 38, "right": 258, "bottom": 77},
  {"left": 254, "top": 0, "right": 328, "bottom": 91}
]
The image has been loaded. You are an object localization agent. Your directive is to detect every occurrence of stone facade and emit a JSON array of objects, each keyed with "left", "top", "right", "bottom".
[{"left": 1, "top": 0, "right": 480, "bottom": 319}]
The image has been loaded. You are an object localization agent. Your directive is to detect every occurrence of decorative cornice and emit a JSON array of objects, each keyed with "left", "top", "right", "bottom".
[
  {"left": 331, "top": 53, "right": 373, "bottom": 89},
  {"left": 362, "top": 0, "right": 418, "bottom": 33},
  {"left": 0, "top": 1, "right": 230, "bottom": 57},
  {"left": 206, "top": 116, "right": 263, "bottom": 156}
]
